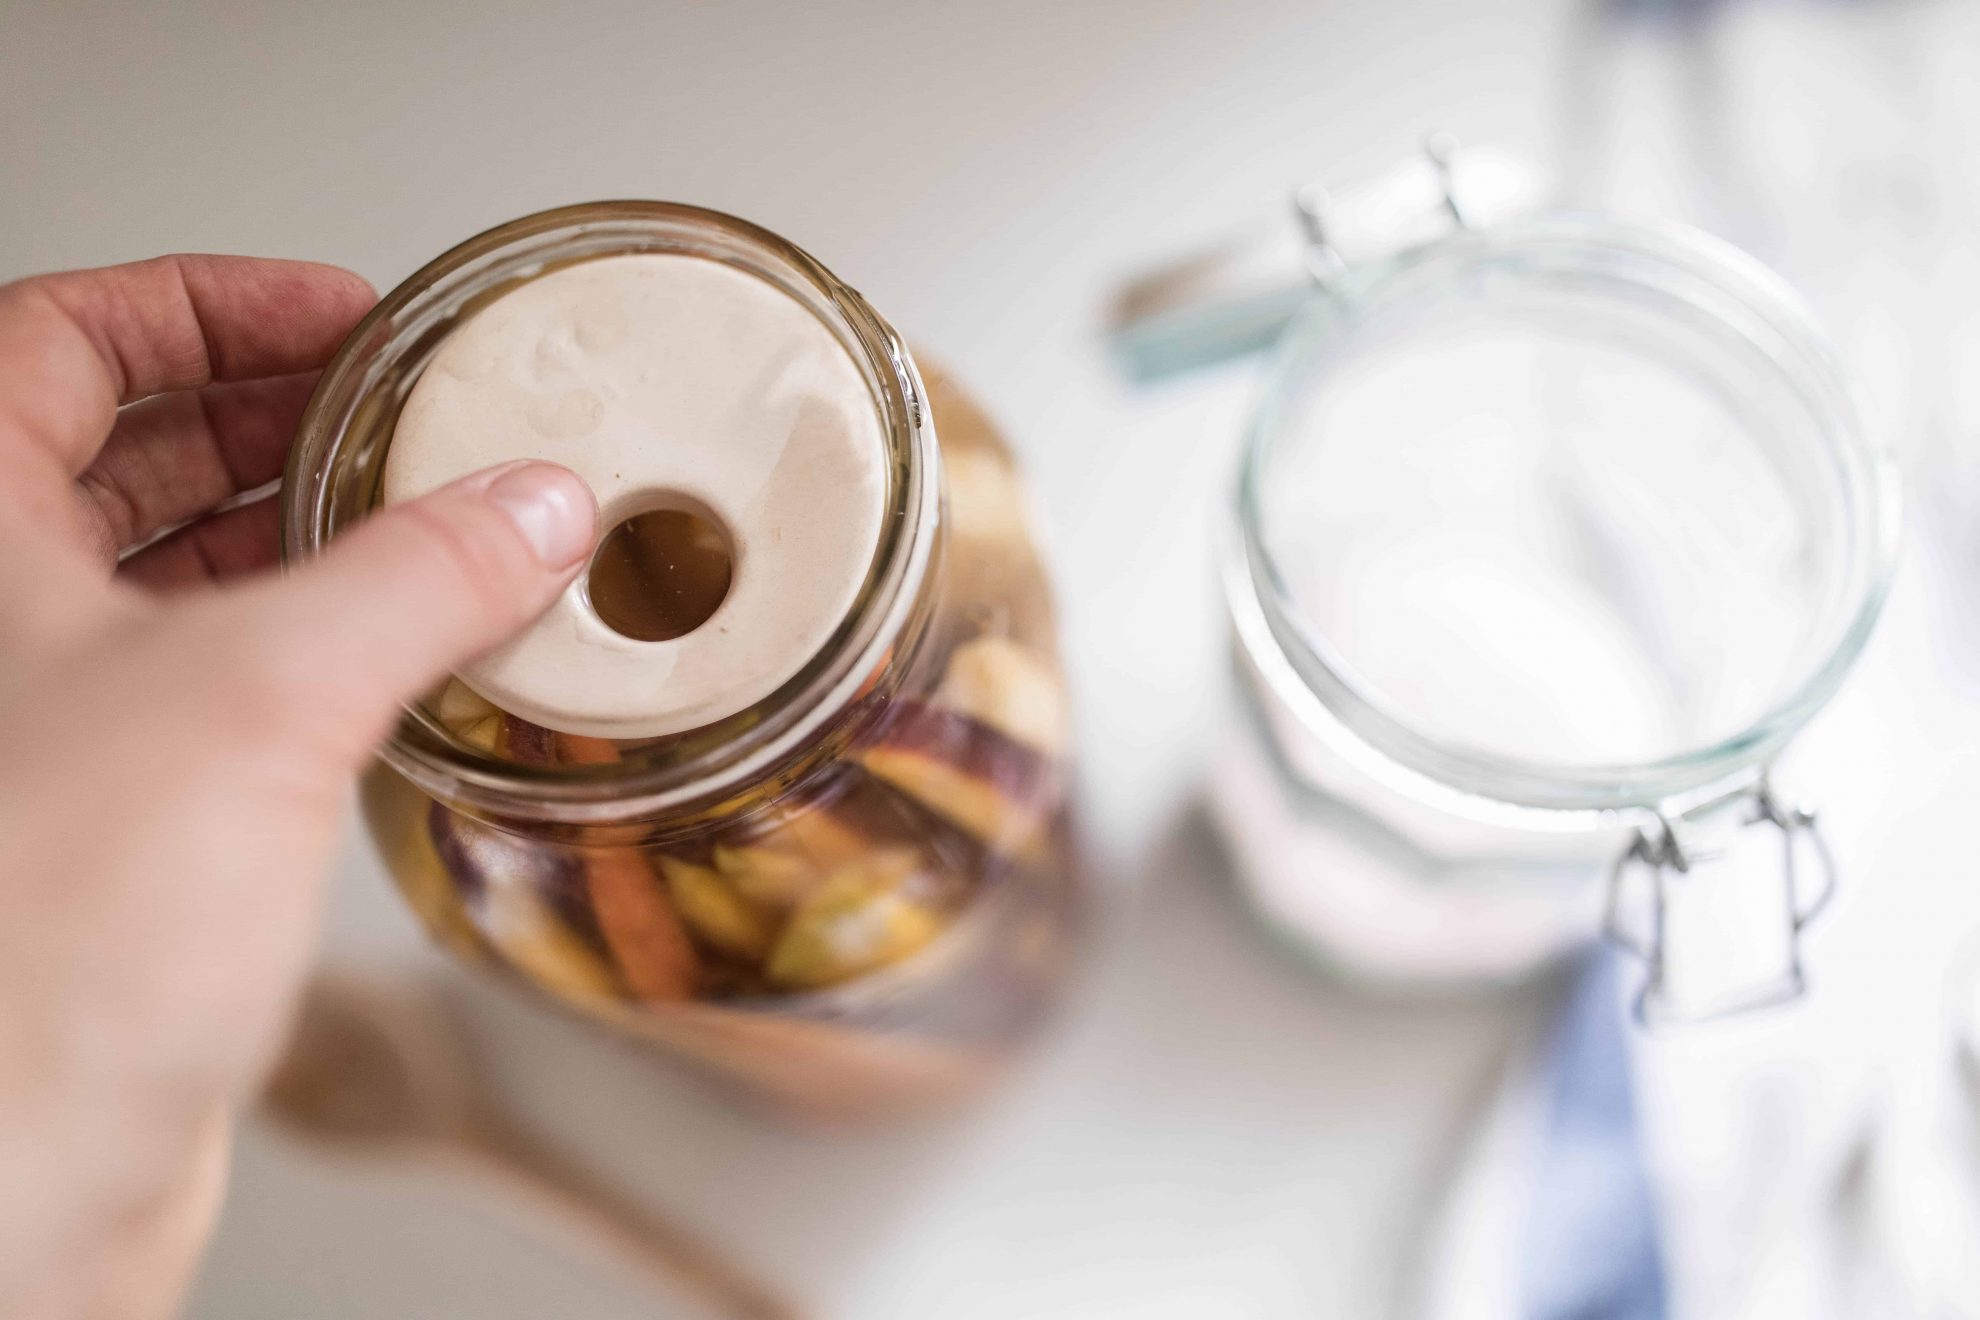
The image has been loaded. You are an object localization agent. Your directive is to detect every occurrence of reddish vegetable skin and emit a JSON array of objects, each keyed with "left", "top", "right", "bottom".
[{"left": 858, "top": 702, "right": 1057, "bottom": 860}]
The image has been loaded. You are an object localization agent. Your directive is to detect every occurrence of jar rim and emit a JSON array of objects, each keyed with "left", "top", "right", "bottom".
[
  {"left": 282, "top": 201, "right": 941, "bottom": 824},
  {"left": 1231, "top": 212, "right": 1901, "bottom": 819}
]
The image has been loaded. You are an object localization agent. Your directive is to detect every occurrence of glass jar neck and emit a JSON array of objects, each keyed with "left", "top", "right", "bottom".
[
  {"left": 1232, "top": 214, "right": 1898, "bottom": 823},
  {"left": 284, "top": 202, "right": 943, "bottom": 827}
]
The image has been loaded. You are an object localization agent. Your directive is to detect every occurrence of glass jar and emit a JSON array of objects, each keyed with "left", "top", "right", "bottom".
[
  {"left": 284, "top": 203, "right": 1082, "bottom": 1120},
  {"left": 1208, "top": 162, "right": 1898, "bottom": 1024}
]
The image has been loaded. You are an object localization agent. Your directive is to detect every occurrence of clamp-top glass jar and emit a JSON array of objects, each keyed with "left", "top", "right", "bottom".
[
  {"left": 285, "top": 203, "right": 1082, "bottom": 1119},
  {"left": 1207, "top": 148, "right": 1898, "bottom": 1023}
]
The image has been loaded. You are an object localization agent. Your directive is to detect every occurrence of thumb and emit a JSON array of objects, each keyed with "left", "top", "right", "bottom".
[{"left": 247, "top": 460, "right": 596, "bottom": 750}]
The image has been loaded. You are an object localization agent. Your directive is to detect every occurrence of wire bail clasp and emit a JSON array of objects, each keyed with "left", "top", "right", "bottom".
[
  {"left": 1293, "top": 132, "right": 1476, "bottom": 289},
  {"left": 1604, "top": 772, "right": 1838, "bottom": 1027}
]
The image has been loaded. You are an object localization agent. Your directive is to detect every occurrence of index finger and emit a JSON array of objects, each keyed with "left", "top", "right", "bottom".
[{"left": 0, "top": 254, "right": 375, "bottom": 475}]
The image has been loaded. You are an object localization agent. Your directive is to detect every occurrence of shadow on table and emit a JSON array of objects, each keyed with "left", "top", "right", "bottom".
[{"left": 203, "top": 807, "right": 1544, "bottom": 1318}]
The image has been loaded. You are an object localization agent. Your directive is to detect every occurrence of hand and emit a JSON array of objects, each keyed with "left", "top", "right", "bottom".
[{"left": 0, "top": 256, "right": 598, "bottom": 1317}]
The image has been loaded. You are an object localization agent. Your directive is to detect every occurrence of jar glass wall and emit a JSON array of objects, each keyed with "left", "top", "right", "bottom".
[
  {"left": 286, "top": 204, "right": 1083, "bottom": 1120},
  {"left": 1214, "top": 215, "right": 1896, "bottom": 1009}
]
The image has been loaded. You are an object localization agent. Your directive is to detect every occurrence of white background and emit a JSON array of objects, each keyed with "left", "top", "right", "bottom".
[{"left": 9, "top": 1, "right": 1980, "bottom": 1316}]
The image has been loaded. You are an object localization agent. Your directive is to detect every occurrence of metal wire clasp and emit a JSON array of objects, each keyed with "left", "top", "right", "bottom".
[
  {"left": 1603, "top": 773, "right": 1838, "bottom": 1027},
  {"left": 1293, "top": 132, "right": 1474, "bottom": 288}
]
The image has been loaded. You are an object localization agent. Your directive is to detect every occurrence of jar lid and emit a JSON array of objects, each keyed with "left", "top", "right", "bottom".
[
  {"left": 285, "top": 203, "right": 939, "bottom": 820},
  {"left": 383, "top": 252, "right": 887, "bottom": 739},
  {"left": 1232, "top": 207, "right": 1897, "bottom": 816}
]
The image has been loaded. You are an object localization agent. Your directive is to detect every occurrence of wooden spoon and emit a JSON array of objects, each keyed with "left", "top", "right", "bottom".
[{"left": 261, "top": 974, "right": 798, "bottom": 1320}]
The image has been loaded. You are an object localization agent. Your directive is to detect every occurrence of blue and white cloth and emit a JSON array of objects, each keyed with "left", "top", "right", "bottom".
[{"left": 1521, "top": 952, "right": 1667, "bottom": 1320}]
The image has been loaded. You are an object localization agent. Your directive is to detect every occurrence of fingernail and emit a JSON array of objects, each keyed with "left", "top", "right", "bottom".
[{"left": 485, "top": 463, "right": 596, "bottom": 568}]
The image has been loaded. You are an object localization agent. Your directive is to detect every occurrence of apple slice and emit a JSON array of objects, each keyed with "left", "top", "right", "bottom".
[
  {"left": 765, "top": 849, "right": 945, "bottom": 990},
  {"left": 943, "top": 448, "right": 1059, "bottom": 651},
  {"left": 660, "top": 858, "right": 775, "bottom": 962},
  {"left": 711, "top": 842, "right": 821, "bottom": 914},
  {"left": 434, "top": 681, "right": 503, "bottom": 752},
  {"left": 711, "top": 795, "right": 881, "bottom": 914},
  {"left": 946, "top": 447, "right": 1034, "bottom": 548},
  {"left": 933, "top": 636, "right": 1067, "bottom": 758},
  {"left": 435, "top": 679, "right": 497, "bottom": 728}
]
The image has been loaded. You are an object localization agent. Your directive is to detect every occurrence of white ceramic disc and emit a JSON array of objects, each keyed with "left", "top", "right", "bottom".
[{"left": 384, "top": 253, "right": 887, "bottom": 738}]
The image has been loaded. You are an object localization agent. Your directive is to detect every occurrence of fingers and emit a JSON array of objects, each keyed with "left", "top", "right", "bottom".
[
  {"left": 0, "top": 255, "right": 373, "bottom": 477},
  {"left": 76, "top": 372, "right": 318, "bottom": 564},
  {"left": 117, "top": 498, "right": 282, "bottom": 593},
  {"left": 239, "top": 461, "right": 597, "bottom": 758}
]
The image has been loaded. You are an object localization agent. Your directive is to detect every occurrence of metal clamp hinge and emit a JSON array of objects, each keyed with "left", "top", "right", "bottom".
[
  {"left": 1292, "top": 131, "right": 1474, "bottom": 289},
  {"left": 1603, "top": 773, "right": 1837, "bottom": 1028}
]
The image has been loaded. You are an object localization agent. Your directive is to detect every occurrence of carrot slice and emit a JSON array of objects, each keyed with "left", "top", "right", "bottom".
[
  {"left": 545, "top": 730, "right": 701, "bottom": 1000},
  {"left": 584, "top": 845, "right": 700, "bottom": 1002}
]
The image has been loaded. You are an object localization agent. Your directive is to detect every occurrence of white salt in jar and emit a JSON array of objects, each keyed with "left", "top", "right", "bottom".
[{"left": 1210, "top": 159, "right": 1898, "bottom": 1023}]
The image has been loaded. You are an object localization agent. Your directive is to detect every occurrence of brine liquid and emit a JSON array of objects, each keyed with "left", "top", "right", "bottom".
[
  {"left": 588, "top": 506, "right": 735, "bottom": 642},
  {"left": 373, "top": 366, "right": 1082, "bottom": 1120}
]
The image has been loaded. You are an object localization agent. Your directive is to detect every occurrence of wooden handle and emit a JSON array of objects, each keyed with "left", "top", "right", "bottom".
[{"left": 439, "top": 1116, "right": 801, "bottom": 1320}]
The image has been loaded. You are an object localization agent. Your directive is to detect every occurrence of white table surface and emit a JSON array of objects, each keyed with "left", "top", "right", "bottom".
[{"left": 12, "top": 1, "right": 1974, "bottom": 1316}]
